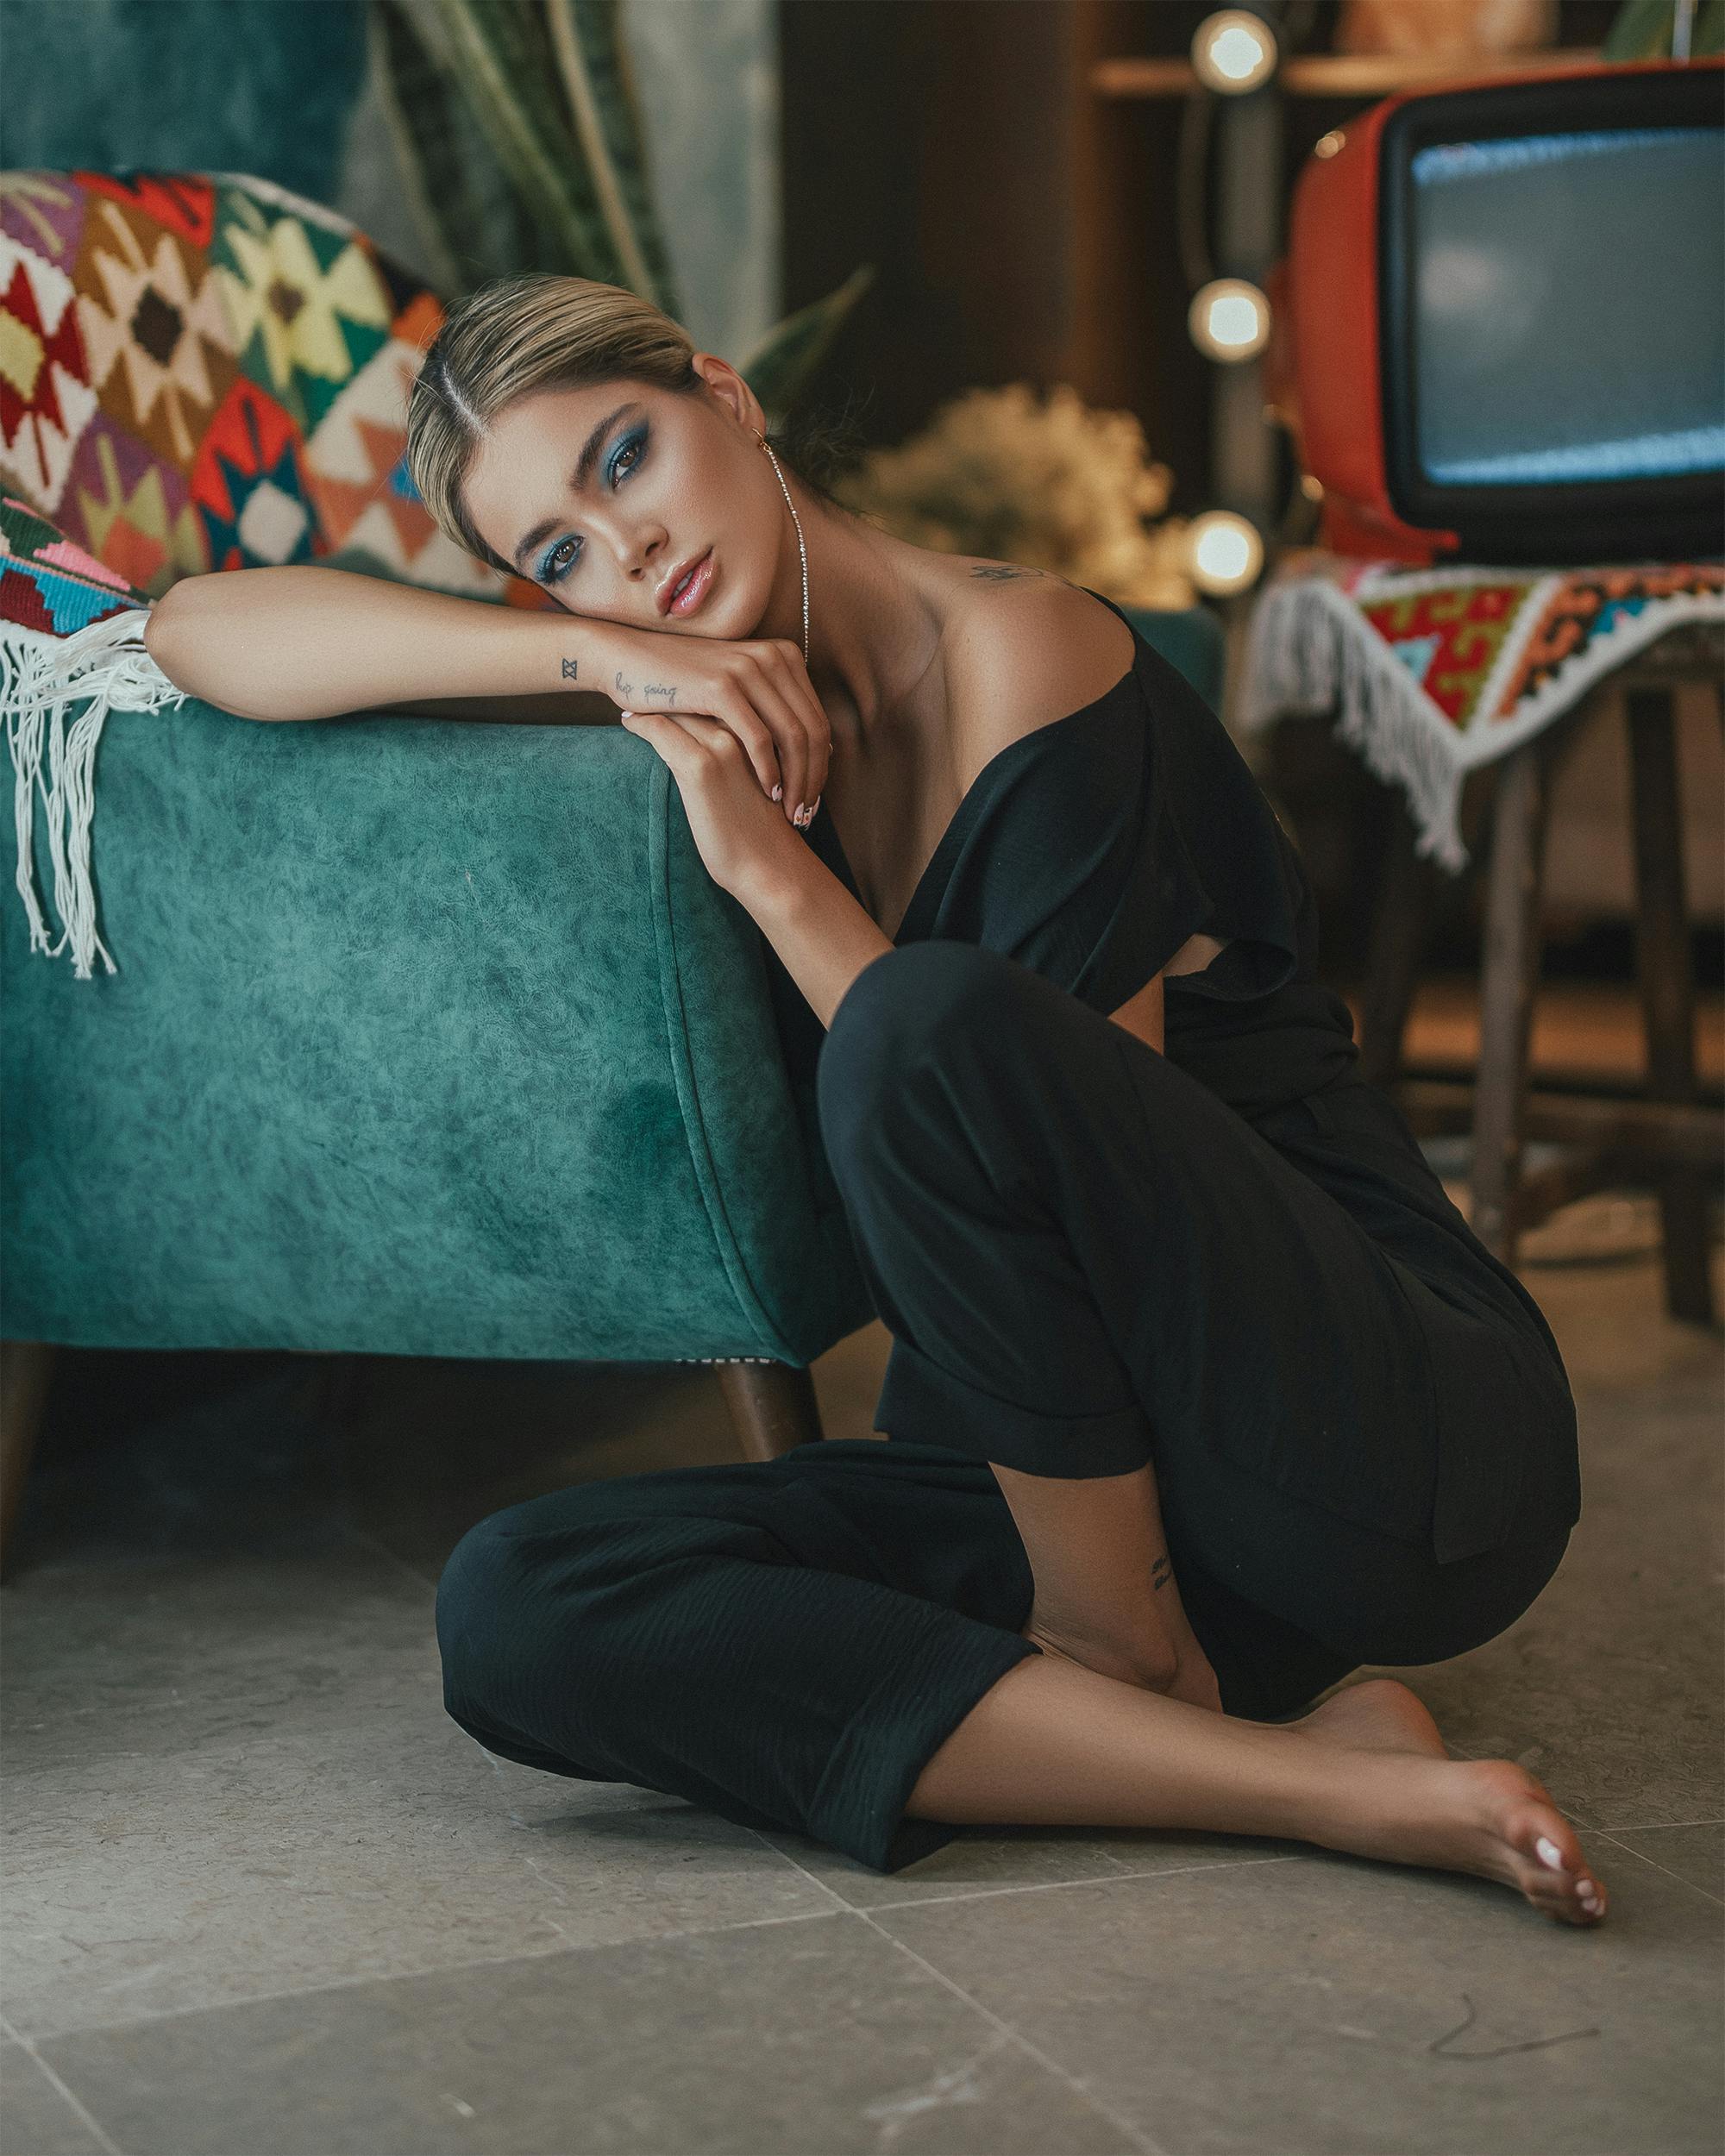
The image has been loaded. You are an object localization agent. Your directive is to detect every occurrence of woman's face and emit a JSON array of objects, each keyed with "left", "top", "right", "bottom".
[{"left": 461, "top": 354, "right": 777, "bottom": 635}]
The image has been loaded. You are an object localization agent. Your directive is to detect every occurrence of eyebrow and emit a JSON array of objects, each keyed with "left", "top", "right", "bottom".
[{"left": 511, "top": 400, "right": 638, "bottom": 573}]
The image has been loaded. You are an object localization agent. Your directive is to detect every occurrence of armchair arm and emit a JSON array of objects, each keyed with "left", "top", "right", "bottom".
[{"left": 1, "top": 696, "right": 872, "bottom": 1366}]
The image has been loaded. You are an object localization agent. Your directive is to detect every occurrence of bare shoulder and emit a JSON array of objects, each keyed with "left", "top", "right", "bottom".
[{"left": 943, "top": 566, "right": 1137, "bottom": 772}]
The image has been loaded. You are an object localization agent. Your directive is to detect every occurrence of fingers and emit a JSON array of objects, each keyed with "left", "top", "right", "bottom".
[
  {"left": 733, "top": 675, "right": 812, "bottom": 825},
  {"left": 767, "top": 642, "right": 833, "bottom": 812},
  {"left": 714, "top": 699, "right": 785, "bottom": 805}
]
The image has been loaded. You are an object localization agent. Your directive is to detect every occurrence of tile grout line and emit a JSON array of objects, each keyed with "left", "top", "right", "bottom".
[
  {"left": 9, "top": 1908, "right": 852, "bottom": 2049},
  {"left": 0, "top": 2008, "right": 126, "bottom": 2156},
  {"left": 757, "top": 1836, "right": 1172, "bottom": 2156},
  {"left": 1591, "top": 1830, "right": 1725, "bottom": 1907},
  {"left": 1591, "top": 1818, "right": 1725, "bottom": 1832},
  {"left": 852, "top": 1850, "right": 1305, "bottom": 1916}
]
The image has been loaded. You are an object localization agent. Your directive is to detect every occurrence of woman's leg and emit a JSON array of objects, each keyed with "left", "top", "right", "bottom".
[
  {"left": 813, "top": 940, "right": 1574, "bottom": 1668},
  {"left": 994, "top": 1456, "right": 1222, "bottom": 1707},
  {"left": 434, "top": 1436, "right": 1605, "bottom": 1920},
  {"left": 902, "top": 1648, "right": 1607, "bottom": 1925}
]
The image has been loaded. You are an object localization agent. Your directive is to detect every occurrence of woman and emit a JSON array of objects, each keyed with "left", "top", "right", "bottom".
[{"left": 156, "top": 273, "right": 1603, "bottom": 1921}]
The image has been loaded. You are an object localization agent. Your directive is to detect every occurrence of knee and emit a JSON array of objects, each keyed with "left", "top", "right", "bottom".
[
  {"left": 816, "top": 941, "right": 1026, "bottom": 1163},
  {"left": 435, "top": 1507, "right": 529, "bottom": 1727}
]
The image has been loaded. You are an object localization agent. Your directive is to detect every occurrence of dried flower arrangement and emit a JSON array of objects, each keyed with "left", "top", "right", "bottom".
[{"left": 831, "top": 382, "right": 1195, "bottom": 610}]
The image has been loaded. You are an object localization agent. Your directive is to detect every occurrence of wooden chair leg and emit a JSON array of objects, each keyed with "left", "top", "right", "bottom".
[
  {"left": 1358, "top": 788, "right": 1433, "bottom": 1090},
  {"left": 1470, "top": 737, "right": 1552, "bottom": 1263},
  {"left": 0, "top": 1340, "right": 58, "bottom": 1583},
  {"left": 1627, "top": 683, "right": 1717, "bottom": 1326},
  {"left": 714, "top": 1359, "right": 824, "bottom": 1462}
]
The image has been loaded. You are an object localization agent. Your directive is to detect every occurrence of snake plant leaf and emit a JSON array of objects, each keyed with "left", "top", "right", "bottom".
[
  {"left": 423, "top": 0, "right": 622, "bottom": 282},
  {"left": 738, "top": 264, "right": 877, "bottom": 423},
  {"left": 370, "top": 0, "right": 495, "bottom": 298},
  {"left": 545, "top": 0, "right": 683, "bottom": 317},
  {"left": 1601, "top": 0, "right": 1724, "bottom": 55}
]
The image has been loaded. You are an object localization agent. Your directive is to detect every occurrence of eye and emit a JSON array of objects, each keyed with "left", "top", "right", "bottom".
[
  {"left": 540, "top": 536, "right": 579, "bottom": 584},
  {"left": 537, "top": 423, "right": 649, "bottom": 586}
]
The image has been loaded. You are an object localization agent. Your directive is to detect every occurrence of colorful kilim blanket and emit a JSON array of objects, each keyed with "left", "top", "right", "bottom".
[
  {"left": 1239, "top": 550, "right": 1725, "bottom": 875},
  {"left": 0, "top": 166, "right": 559, "bottom": 977}
]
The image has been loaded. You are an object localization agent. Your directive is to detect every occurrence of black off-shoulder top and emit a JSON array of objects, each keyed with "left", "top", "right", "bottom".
[{"left": 771, "top": 585, "right": 1362, "bottom": 1123}]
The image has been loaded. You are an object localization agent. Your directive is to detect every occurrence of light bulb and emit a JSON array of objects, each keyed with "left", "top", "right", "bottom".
[
  {"left": 1188, "top": 511, "right": 1264, "bottom": 595},
  {"left": 1191, "top": 9, "right": 1278, "bottom": 95},
  {"left": 1189, "top": 279, "right": 1271, "bottom": 361}
]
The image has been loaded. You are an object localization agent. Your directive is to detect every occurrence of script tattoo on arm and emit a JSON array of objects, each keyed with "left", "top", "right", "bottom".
[
  {"left": 969, "top": 565, "right": 1051, "bottom": 583},
  {"left": 642, "top": 683, "right": 677, "bottom": 705}
]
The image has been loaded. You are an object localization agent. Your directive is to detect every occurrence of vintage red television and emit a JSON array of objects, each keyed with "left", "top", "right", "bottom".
[{"left": 1269, "top": 54, "right": 1725, "bottom": 566}]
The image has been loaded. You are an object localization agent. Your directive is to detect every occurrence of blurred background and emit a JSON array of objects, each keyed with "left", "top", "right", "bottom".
[
  {"left": 6, "top": 0, "right": 1718, "bottom": 993},
  {"left": 3, "top": 0, "right": 1720, "bottom": 1520}
]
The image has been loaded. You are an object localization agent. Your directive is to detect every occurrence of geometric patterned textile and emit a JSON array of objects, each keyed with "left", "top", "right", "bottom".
[
  {"left": 0, "top": 166, "right": 561, "bottom": 607},
  {"left": 1239, "top": 548, "right": 1725, "bottom": 875},
  {"left": 0, "top": 168, "right": 561, "bottom": 976}
]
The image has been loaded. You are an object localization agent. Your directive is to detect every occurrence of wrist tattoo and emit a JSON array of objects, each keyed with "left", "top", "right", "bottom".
[
  {"left": 561, "top": 656, "right": 579, "bottom": 680},
  {"left": 1151, "top": 1553, "right": 1172, "bottom": 1593}
]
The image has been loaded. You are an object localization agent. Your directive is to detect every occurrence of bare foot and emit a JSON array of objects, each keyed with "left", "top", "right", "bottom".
[
  {"left": 1294, "top": 1677, "right": 1449, "bottom": 1758},
  {"left": 1296, "top": 1746, "right": 1609, "bottom": 1927}
]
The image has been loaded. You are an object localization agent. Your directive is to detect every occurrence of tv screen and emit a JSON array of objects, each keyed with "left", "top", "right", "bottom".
[
  {"left": 1377, "top": 62, "right": 1725, "bottom": 562},
  {"left": 1410, "top": 126, "right": 1723, "bottom": 491}
]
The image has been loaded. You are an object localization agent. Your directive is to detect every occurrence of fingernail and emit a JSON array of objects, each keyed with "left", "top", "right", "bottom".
[
  {"left": 620, "top": 709, "right": 634, "bottom": 719},
  {"left": 1536, "top": 1837, "right": 1566, "bottom": 1872},
  {"left": 808, "top": 794, "right": 821, "bottom": 818},
  {"left": 770, "top": 783, "right": 782, "bottom": 802}
]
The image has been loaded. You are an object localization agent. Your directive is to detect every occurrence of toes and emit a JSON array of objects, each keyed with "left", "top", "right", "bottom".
[{"left": 1517, "top": 1821, "right": 1608, "bottom": 1922}]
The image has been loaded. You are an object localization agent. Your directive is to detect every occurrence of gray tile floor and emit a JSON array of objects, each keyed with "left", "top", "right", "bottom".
[{"left": 3, "top": 1224, "right": 1720, "bottom": 2155}]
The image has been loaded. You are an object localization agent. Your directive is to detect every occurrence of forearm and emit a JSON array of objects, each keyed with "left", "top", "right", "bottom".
[
  {"left": 735, "top": 846, "right": 893, "bottom": 1032},
  {"left": 141, "top": 566, "right": 633, "bottom": 724}
]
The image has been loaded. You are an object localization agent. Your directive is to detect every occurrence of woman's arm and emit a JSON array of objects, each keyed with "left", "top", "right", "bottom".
[
  {"left": 141, "top": 566, "right": 636, "bottom": 725},
  {"left": 741, "top": 842, "right": 894, "bottom": 1033}
]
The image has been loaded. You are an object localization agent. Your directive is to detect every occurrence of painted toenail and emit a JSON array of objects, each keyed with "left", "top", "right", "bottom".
[{"left": 1535, "top": 1837, "right": 1566, "bottom": 1871}]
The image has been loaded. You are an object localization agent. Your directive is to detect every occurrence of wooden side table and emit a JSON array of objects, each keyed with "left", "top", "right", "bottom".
[{"left": 1358, "top": 622, "right": 1724, "bottom": 1327}]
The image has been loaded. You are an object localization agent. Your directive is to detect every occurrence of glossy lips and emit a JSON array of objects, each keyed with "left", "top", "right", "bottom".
[{"left": 662, "top": 549, "right": 713, "bottom": 617}]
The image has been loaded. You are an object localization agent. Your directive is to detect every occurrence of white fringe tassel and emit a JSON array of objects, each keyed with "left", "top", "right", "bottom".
[
  {"left": 2, "top": 606, "right": 190, "bottom": 979},
  {"left": 1237, "top": 573, "right": 1473, "bottom": 875}
]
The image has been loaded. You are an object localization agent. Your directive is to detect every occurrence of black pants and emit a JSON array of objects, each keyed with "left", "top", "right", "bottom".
[{"left": 437, "top": 943, "right": 1577, "bottom": 1873}]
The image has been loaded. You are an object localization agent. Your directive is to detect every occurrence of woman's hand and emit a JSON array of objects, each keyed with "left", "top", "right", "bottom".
[
  {"left": 606, "top": 628, "right": 832, "bottom": 828},
  {"left": 618, "top": 708, "right": 809, "bottom": 901}
]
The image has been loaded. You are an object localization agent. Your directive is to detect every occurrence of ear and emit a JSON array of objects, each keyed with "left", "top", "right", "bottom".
[{"left": 691, "top": 352, "right": 763, "bottom": 438}]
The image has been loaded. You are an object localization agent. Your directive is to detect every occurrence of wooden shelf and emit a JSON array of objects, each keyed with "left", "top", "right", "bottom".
[{"left": 1091, "top": 47, "right": 1605, "bottom": 101}]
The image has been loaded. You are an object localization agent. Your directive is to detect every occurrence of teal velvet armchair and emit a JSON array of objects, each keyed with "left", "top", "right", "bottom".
[
  {"left": 0, "top": 599, "right": 1225, "bottom": 1564},
  {"left": 0, "top": 167, "right": 1226, "bottom": 1570}
]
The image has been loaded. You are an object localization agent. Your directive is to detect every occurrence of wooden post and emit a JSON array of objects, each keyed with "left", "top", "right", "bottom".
[
  {"left": 714, "top": 1360, "right": 824, "bottom": 1463},
  {"left": 0, "top": 1340, "right": 57, "bottom": 1582}
]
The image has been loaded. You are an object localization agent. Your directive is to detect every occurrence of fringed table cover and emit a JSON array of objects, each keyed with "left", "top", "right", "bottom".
[{"left": 1238, "top": 550, "right": 1725, "bottom": 874}]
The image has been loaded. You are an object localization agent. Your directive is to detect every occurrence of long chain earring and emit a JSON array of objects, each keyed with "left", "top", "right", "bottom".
[{"left": 755, "top": 429, "right": 810, "bottom": 670}]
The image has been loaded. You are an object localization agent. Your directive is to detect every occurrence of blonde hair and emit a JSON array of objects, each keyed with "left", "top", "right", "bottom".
[
  {"left": 405, "top": 273, "right": 701, "bottom": 579},
  {"left": 405, "top": 272, "right": 858, "bottom": 581}
]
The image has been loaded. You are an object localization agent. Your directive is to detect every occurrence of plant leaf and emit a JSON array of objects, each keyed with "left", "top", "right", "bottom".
[
  {"left": 369, "top": 0, "right": 498, "bottom": 296},
  {"left": 425, "top": 0, "right": 619, "bottom": 278},
  {"left": 545, "top": 0, "right": 681, "bottom": 315},
  {"left": 737, "top": 264, "right": 877, "bottom": 423}
]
